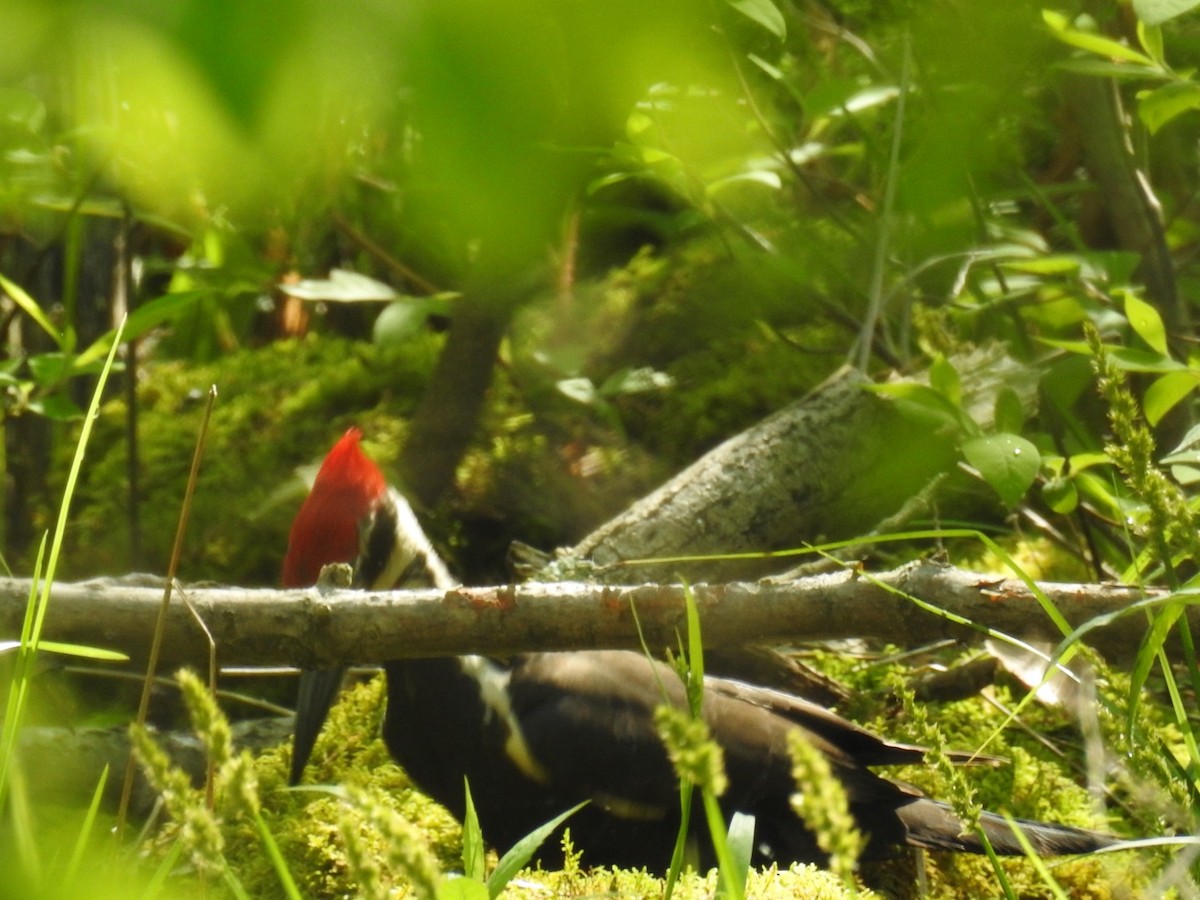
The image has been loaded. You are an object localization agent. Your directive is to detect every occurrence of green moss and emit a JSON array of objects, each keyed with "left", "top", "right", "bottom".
[
  {"left": 46, "top": 333, "right": 440, "bottom": 583},
  {"left": 511, "top": 860, "right": 873, "bottom": 898}
]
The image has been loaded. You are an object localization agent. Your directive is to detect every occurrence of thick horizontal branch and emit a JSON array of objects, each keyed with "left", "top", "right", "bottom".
[{"left": 0, "top": 561, "right": 1169, "bottom": 668}]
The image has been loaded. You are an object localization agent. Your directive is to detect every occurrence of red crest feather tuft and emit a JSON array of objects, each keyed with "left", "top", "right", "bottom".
[{"left": 282, "top": 428, "right": 388, "bottom": 587}]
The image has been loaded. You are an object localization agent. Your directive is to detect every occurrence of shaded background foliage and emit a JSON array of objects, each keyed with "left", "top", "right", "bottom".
[
  {"left": 4, "top": 0, "right": 1200, "bottom": 895},
  {"left": 3, "top": 0, "right": 1200, "bottom": 588}
]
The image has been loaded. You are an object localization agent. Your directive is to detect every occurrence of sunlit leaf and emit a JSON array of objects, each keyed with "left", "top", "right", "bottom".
[
  {"left": 707, "top": 169, "right": 782, "bottom": 194},
  {"left": 280, "top": 269, "right": 397, "bottom": 302},
  {"left": 487, "top": 801, "right": 587, "bottom": 899},
  {"left": 999, "top": 255, "right": 1081, "bottom": 275},
  {"left": 599, "top": 366, "right": 674, "bottom": 397},
  {"left": 928, "top": 355, "right": 961, "bottom": 405},
  {"left": 1123, "top": 292, "right": 1169, "bottom": 355},
  {"left": 1138, "top": 81, "right": 1200, "bottom": 134},
  {"left": 1133, "top": 0, "right": 1200, "bottom": 26},
  {"left": 557, "top": 377, "right": 597, "bottom": 405},
  {"left": 0, "top": 273, "right": 60, "bottom": 347},
  {"left": 962, "top": 433, "right": 1040, "bottom": 507},
  {"left": 994, "top": 386, "right": 1025, "bottom": 435},
  {"left": 1042, "top": 476, "right": 1079, "bottom": 514},
  {"left": 1043, "top": 10, "right": 1158, "bottom": 66},
  {"left": 0, "top": 640, "right": 127, "bottom": 661},
  {"left": 373, "top": 295, "right": 454, "bottom": 347},
  {"left": 726, "top": 0, "right": 786, "bottom": 40},
  {"left": 1054, "top": 59, "right": 1170, "bottom": 80},
  {"left": 1145, "top": 370, "right": 1200, "bottom": 425}
]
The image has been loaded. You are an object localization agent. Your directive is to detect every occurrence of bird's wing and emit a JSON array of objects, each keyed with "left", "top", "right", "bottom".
[
  {"left": 503, "top": 650, "right": 917, "bottom": 820},
  {"left": 504, "top": 651, "right": 697, "bottom": 818},
  {"left": 703, "top": 675, "right": 998, "bottom": 767}
]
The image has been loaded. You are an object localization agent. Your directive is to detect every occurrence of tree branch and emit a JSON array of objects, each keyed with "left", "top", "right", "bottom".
[{"left": 0, "top": 561, "right": 1167, "bottom": 669}]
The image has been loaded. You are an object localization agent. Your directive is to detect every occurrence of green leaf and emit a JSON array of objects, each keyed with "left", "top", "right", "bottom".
[
  {"left": 1108, "top": 346, "right": 1186, "bottom": 373},
  {"left": 993, "top": 386, "right": 1025, "bottom": 435},
  {"left": 461, "top": 779, "right": 486, "bottom": 882},
  {"left": 726, "top": 0, "right": 786, "bottom": 40},
  {"left": 599, "top": 366, "right": 674, "bottom": 397},
  {"left": 0, "top": 273, "right": 61, "bottom": 348},
  {"left": 28, "top": 394, "right": 85, "bottom": 421},
  {"left": 1138, "top": 81, "right": 1200, "bottom": 134},
  {"left": 1145, "top": 370, "right": 1200, "bottom": 425},
  {"left": 280, "top": 268, "right": 397, "bottom": 302},
  {"left": 999, "top": 255, "right": 1081, "bottom": 276},
  {"left": 1123, "top": 291, "right": 1169, "bottom": 355},
  {"left": 1042, "top": 10, "right": 1158, "bottom": 66},
  {"left": 962, "top": 433, "right": 1041, "bottom": 507},
  {"left": 0, "top": 640, "right": 127, "bottom": 661},
  {"left": 1054, "top": 59, "right": 1171, "bottom": 80},
  {"left": 1134, "top": 0, "right": 1200, "bottom": 26},
  {"left": 725, "top": 811, "right": 756, "bottom": 897},
  {"left": 1041, "top": 476, "right": 1079, "bottom": 514},
  {"left": 556, "top": 377, "right": 597, "bottom": 405},
  {"left": 372, "top": 297, "right": 450, "bottom": 347},
  {"left": 27, "top": 352, "right": 73, "bottom": 386},
  {"left": 928, "top": 354, "right": 962, "bottom": 406},
  {"left": 487, "top": 801, "right": 587, "bottom": 899},
  {"left": 865, "top": 382, "right": 976, "bottom": 435},
  {"left": 1138, "top": 19, "right": 1166, "bottom": 63}
]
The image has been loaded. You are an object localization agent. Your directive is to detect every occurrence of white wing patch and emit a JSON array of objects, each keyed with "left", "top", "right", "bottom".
[{"left": 457, "top": 655, "right": 552, "bottom": 785}]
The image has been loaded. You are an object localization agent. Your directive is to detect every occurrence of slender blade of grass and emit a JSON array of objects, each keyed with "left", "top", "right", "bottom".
[
  {"left": 0, "top": 317, "right": 124, "bottom": 813},
  {"left": 64, "top": 764, "right": 110, "bottom": 885},
  {"left": 486, "top": 800, "right": 587, "bottom": 899}
]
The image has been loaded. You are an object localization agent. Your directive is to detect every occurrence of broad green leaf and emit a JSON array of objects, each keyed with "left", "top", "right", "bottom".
[
  {"left": 1138, "top": 20, "right": 1165, "bottom": 63},
  {"left": 1134, "top": 0, "right": 1200, "bottom": 26},
  {"left": 1138, "top": 81, "right": 1200, "bottom": 134},
  {"left": 866, "top": 382, "right": 976, "bottom": 435},
  {"left": 1170, "top": 463, "right": 1200, "bottom": 485},
  {"left": 726, "top": 0, "right": 786, "bottom": 40},
  {"left": 372, "top": 295, "right": 455, "bottom": 347},
  {"left": 1145, "top": 370, "right": 1200, "bottom": 425},
  {"left": 28, "top": 394, "right": 85, "bottom": 421},
  {"left": 27, "top": 352, "right": 73, "bottom": 386},
  {"left": 1124, "top": 292, "right": 1169, "bottom": 355},
  {"left": 1165, "top": 422, "right": 1200, "bottom": 457},
  {"left": 962, "top": 433, "right": 1040, "bottom": 507}
]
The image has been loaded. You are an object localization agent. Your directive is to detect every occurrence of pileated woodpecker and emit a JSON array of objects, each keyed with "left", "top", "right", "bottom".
[{"left": 284, "top": 428, "right": 1115, "bottom": 869}]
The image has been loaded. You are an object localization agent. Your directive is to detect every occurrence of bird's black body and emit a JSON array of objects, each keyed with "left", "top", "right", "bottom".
[
  {"left": 378, "top": 649, "right": 1114, "bottom": 869},
  {"left": 286, "top": 431, "right": 1116, "bottom": 871}
]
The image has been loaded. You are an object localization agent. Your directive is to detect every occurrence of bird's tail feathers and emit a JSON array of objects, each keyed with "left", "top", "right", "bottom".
[{"left": 898, "top": 798, "right": 1115, "bottom": 857}]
